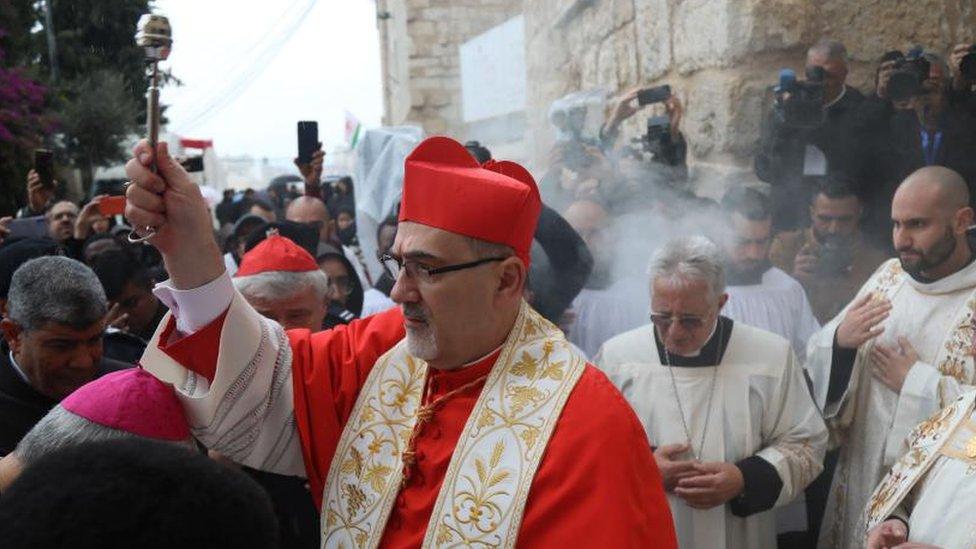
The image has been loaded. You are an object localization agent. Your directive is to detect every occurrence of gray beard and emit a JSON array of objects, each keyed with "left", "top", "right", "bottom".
[{"left": 405, "top": 325, "right": 438, "bottom": 361}]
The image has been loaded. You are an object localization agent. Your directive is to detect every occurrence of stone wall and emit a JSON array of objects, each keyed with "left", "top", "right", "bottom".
[
  {"left": 524, "top": 0, "right": 976, "bottom": 194},
  {"left": 376, "top": 0, "right": 523, "bottom": 138},
  {"left": 378, "top": 0, "right": 976, "bottom": 192}
]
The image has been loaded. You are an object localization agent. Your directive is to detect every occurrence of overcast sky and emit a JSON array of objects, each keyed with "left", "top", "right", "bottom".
[{"left": 154, "top": 0, "right": 383, "bottom": 159}]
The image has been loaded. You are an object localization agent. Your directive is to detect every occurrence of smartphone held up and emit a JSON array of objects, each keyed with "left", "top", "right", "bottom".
[
  {"left": 637, "top": 85, "right": 672, "bottom": 106},
  {"left": 97, "top": 196, "right": 127, "bottom": 217},
  {"left": 297, "top": 121, "right": 319, "bottom": 165},
  {"left": 297, "top": 121, "right": 322, "bottom": 196},
  {"left": 33, "top": 149, "right": 55, "bottom": 189}
]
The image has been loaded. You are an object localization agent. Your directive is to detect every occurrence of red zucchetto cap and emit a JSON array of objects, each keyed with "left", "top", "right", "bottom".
[
  {"left": 399, "top": 136, "right": 542, "bottom": 266},
  {"left": 61, "top": 368, "right": 190, "bottom": 441},
  {"left": 235, "top": 234, "right": 319, "bottom": 277}
]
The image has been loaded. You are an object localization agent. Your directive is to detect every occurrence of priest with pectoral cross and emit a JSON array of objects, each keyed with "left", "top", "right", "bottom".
[
  {"left": 597, "top": 236, "right": 827, "bottom": 549},
  {"left": 122, "top": 135, "right": 677, "bottom": 548}
]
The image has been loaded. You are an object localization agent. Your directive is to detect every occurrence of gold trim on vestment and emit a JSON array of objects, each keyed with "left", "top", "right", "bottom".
[
  {"left": 830, "top": 259, "right": 976, "bottom": 546},
  {"left": 936, "top": 418, "right": 976, "bottom": 463},
  {"left": 863, "top": 392, "right": 976, "bottom": 534},
  {"left": 319, "top": 301, "right": 587, "bottom": 549}
]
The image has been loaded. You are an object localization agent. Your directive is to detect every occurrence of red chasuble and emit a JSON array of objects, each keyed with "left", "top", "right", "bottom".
[{"left": 160, "top": 308, "right": 676, "bottom": 547}]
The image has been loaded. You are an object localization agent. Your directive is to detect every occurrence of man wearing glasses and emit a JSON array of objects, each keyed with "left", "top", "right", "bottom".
[
  {"left": 597, "top": 236, "right": 827, "bottom": 549},
  {"left": 123, "top": 136, "right": 676, "bottom": 547}
]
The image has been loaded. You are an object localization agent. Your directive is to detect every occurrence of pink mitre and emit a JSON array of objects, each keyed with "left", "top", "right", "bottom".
[{"left": 61, "top": 368, "right": 190, "bottom": 441}]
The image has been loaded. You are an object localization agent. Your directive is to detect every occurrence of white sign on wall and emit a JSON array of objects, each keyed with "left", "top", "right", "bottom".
[{"left": 459, "top": 15, "right": 526, "bottom": 123}]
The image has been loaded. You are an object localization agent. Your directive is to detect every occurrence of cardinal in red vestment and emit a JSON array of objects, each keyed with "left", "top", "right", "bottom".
[{"left": 125, "top": 135, "right": 676, "bottom": 548}]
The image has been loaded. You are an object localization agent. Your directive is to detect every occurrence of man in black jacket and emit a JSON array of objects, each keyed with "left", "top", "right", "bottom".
[
  {"left": 881, "top": 53, "right": 976, "bottom": 200},
  {"left": 860, "top": 52, "right": 976, "bottom": 246},
  {"left": 755, "top": 39, "right": 884, "bottom": 232},
  {"left": 0, "top": 256, "right": 129, "bottom": 455}
]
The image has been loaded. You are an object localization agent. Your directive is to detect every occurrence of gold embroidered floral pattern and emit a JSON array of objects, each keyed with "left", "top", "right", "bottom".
[
  {"left": 320, "top": 349, "right": 427, "bottom": 548},
  {"left": 442, "top": 441, "right": 511, "bottom": 541},
  {"left": 424, "top": 303, "right": 586, "bottom": 549},
  {"left": 935, "top": 298, "right": 976, "bottom": 396},
  {"left": 321, "top": 301, "right": 587, "bottom": 549},
  {"left": 870, "top": 260, "right": 904, "bottom": 301},
  {"left": 864, "top": 393, "right": 976, "bottom": 531},
  {"left": 909, "top": 403, "right": 956, "bottom": 446},
  {"left": 866, "top": 471, "right": 903, "bottom": 523},
  {"left": 773, "top": 440, "right": 820, "bottom": 498}
]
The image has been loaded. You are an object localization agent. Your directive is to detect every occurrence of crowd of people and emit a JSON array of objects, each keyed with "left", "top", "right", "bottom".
[{"left": 0, "top": 36, "right": 975, "bottom": 549}]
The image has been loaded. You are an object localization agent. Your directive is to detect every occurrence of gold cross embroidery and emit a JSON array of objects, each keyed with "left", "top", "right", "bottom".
[{"left": 966, "top": 435, "right": 976, "bottom": 459}]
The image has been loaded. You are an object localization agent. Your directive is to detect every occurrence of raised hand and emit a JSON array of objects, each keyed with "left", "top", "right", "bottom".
[
  {"left": 74, "top": 195, "right": 106, "bottom": 240},
  {"left": 294, "top": 143, "right": 324, "bottom": 187},
  {"left": 949, "top": 43, "right": 973, "bottom": 90},
  {"left": 836, "top": 293, "right": 891, "bottom": 349},
  {"left": 0, "top": 216, "right": 10, "bottom": 246},
  {"left": 876, "top": 59, "right": 899, "bottom": 100},
  {"left": 665, "top": 94, "right": 684, "bottom": 139},
  {"left": 124, "top": 140, "right": 223, "bottom": 289},
  {"left": 793, "top": 246, "right": 819, "bottom": 280},
  {"left": 26, "top": 169, "right": 54, "bottom": 213},
  {"left": 105, "top": 302, "right": 130, "bottom": 332}
]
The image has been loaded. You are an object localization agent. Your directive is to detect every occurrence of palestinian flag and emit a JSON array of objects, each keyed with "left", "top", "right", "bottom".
[{"left": 344, "top": 111, "right": 362, "bottom": 148}]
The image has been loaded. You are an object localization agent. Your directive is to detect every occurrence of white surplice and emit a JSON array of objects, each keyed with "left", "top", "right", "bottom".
[
  {"left": 596, "top": 322, "right": 827, "bottom": 549},
  {"left": 807, "top": 258, "right": 976, "bottom": 549},
  {"left": 724, "top": 267, "right": 821, "bottom": 363},
  {"left": 569, "top": 276, "right": 650, "bottom": 359}
]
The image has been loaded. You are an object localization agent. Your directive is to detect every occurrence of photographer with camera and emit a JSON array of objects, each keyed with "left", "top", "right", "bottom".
[
  {"left": 875, "top": 50, "right": 976, "bottom": 219},
  {"left": 755, "top": 39, "right": 880, "bottom": 233},
  {"left": 770, "top": 177, "right": 888, "bottom": 324},
  {"left": 949, "top": 43, "right": 976, "bottom": 115},
  {"left": 601, "top": 86, "right": 688, "bottom": 179}
]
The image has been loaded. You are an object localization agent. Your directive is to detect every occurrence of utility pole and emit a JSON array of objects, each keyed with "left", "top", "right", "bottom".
[{"left": 43, "top": 0, "right": 59, "bottom": 82}]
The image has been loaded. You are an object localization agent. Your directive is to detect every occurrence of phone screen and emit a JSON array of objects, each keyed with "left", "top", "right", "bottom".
[
  {"left": 34, "top": 149, "right": 55, "bottom": 188},
  {"left": 98, "top": 196, "right": 127, "bottom": 217},
  {"left": 297, "top": 121, "right": 318, "bottom": 164},
  {"left": 637, "top": 85, "right": 672, "bottom": 106},
  {"left": 7, "top": 216, "right": 48, "bottom": 240}
]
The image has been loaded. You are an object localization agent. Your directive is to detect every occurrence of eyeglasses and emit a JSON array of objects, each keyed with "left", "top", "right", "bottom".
[
  {"left": 380, "top": 253, "right": 508, "bottom": 283},
  {"left": 650, "top": 313, "right": 707, "bottom": 331}
]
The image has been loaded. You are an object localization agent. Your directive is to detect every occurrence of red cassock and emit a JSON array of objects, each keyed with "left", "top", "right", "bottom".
[{"left": 161, "top": 307, "right": 677, "bottom": 548}]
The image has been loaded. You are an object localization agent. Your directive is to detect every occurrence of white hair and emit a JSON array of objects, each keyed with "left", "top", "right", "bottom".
[
  {"left": 233, "top": 269, "right": 329, "bottom": 302},
  {"left": 649, "top": 236, "right": 726, "bottom": 300},
  {"left": 14, "top": 405, "right": 196, "bottom": 466}
]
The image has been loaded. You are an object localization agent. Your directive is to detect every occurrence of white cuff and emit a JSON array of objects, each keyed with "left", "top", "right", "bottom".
[{"left": 153, "top": 270, "right": 234, "bottom": 335}]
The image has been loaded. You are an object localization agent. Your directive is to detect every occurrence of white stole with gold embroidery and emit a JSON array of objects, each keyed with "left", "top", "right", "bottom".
[
  {"left": 864, "top": 391, "right": 976, "bottom": 533},
  {"left": 320, "top": 301, "right": 587, "bottom": 549}
]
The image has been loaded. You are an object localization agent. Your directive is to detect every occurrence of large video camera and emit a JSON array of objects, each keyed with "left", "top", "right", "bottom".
[
  {"left": 635, "top": 115, "right": 673, "bottom": 157},
  {"left": 625, "top": 85, "right": 684, "bottom": 167},
  {"left": 886, "top": 47, "right": 930, "bottom": 102},
  {"left": 773, "top": 66, "right": 826, "bottom": 129}
]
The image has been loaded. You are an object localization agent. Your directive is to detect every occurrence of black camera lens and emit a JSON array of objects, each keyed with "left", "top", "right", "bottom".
[
  {"left": 888, "top": 71, "right": 921, "bottom": 102},
  {"left": 805, "top": 65, "right": 827, "bottom": 82},
  {"left": 961, "top": 47, "right": 976, "bottom": 81},
  {"left": 887, "top": 56, "right": 930, "bottom": 102}
]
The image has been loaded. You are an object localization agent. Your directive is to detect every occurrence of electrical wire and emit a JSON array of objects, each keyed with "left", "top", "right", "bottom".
[{"left": 172, "top": 0, "right": 319, "bottom": 132}]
